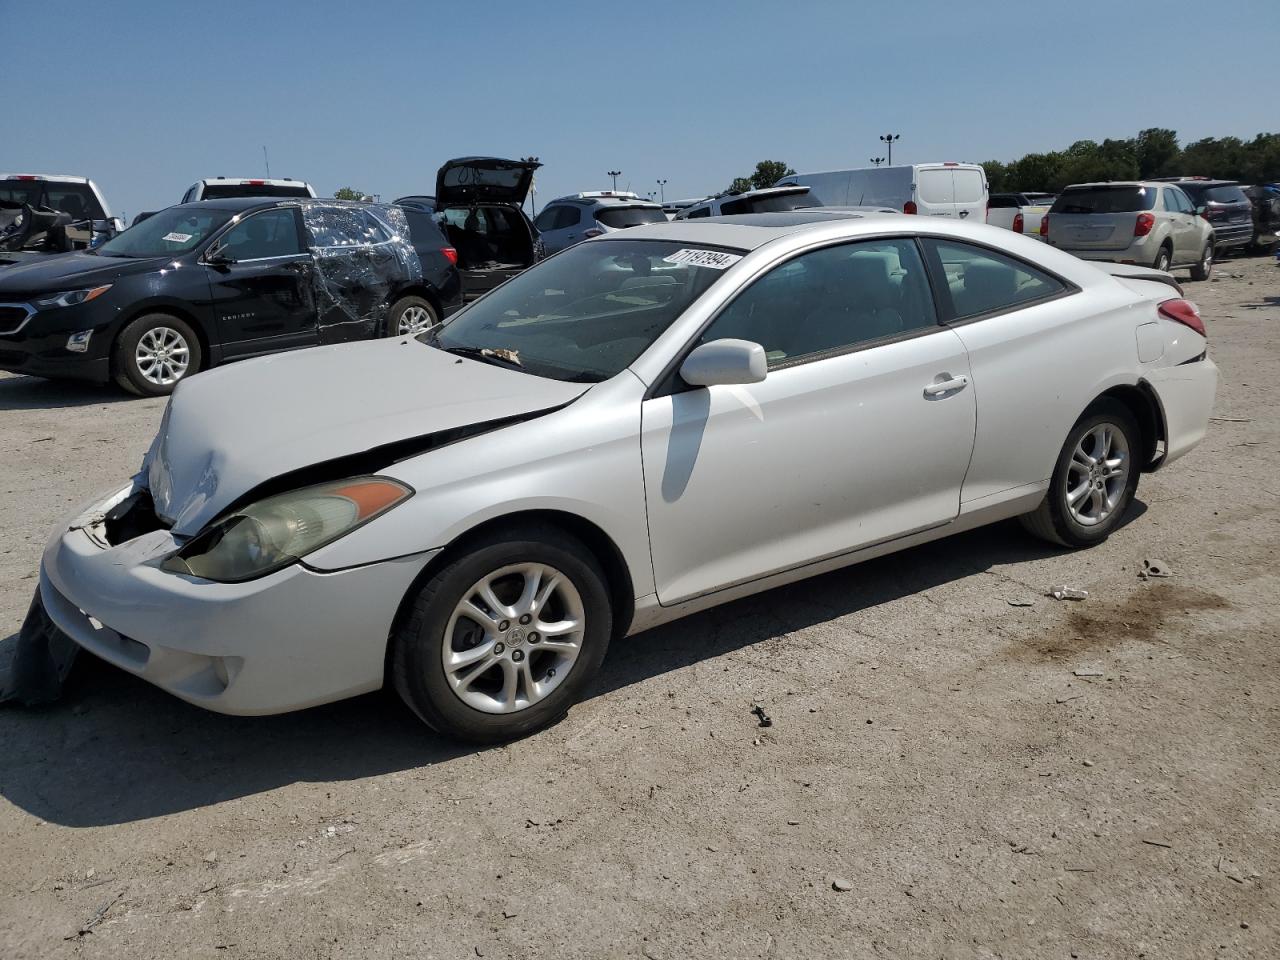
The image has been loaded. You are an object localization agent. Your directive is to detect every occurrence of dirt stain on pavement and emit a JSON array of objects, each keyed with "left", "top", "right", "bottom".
[{"left": 1008, "top": 584, "right": 1229, "bottom": 662}]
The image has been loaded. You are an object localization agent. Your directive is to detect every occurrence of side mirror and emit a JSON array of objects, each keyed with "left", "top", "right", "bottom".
[
  {"left": 680, "top": 338, "right": 767, "bottom": 387},
  {"left": 1195, "top": 206, "right": 1207, "bottom": 217},
  {"left": 206, "top": 246, "right": 234, "bottom": 266}
]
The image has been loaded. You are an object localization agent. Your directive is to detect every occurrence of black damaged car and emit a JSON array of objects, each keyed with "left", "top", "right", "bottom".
[{"left": 0, "top": 197, "right": 462, "bottom": 396}]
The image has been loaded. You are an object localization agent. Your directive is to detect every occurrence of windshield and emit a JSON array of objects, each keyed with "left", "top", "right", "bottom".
[
  {"left": 201, "top": 183, "right": 312, "bottom": 199},
  {"left": 427, "top": 239, "right": 740, "bottom": 382},
  {"left": 1051, "top": 186, "right": 1157, "bottom": 214},
  {"left": 595, "top": 206, "right": 668, "bottom": 228},
  {"left": 96, "top": 206, "right": 233, "bottom": 258}
]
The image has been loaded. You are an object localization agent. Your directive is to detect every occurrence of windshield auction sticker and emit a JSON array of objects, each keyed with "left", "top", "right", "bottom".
[
  {"left": 662, "top": 248, "right": 743, "bottom": 269},
  {"left": 162, "top": 232, "right": 193, "bottom": 243}
]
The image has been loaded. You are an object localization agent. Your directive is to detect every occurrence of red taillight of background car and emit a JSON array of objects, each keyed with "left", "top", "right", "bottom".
[
  {"left": 1012, "top": 212, "right": 1024, "bottom": 233},
  {"left": 1134, "top": 212, "right": 1155, "bottom": 237},
  {"left": 247, "top": 179, "right": 265, "bottom": 185},
  {"left": 441, "top": 246, "right": 458, "bottom": 265},
  {"left": 1040, "top": 214, "right": 1049, "bottom": 237},
  {"left": 1159, "top": 298, "right": 1206, "bottom": 337},
  {"left": 903, "top": 200, "right": 917, "bottom": 215}
]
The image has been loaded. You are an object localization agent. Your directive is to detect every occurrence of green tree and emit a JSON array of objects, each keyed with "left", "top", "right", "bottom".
[
  {"left": 727, "top": 176, "right": 755, "bottom": 194},
  {"left": 333, "top": 186, "right": 367, "bottom": 201},
  {"left": 749, "top": 160, "right": 796, "bottom": 190},
  {"left": 1136, "top": 128, "right": 1179, "bottom": 178}
]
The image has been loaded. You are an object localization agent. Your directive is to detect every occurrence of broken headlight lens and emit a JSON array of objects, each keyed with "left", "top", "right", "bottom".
[{"left": 161, "top": 477, "right": 412, "bottom": 582}]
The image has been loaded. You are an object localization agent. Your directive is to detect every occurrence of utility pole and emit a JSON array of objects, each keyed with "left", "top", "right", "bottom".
[
  {"left": 656, "top": 178, "right": 667, "bottom": 203},
  {"left": 879, "top": 134, "right": 900, "bottom": 165},
  {"left": 869, "top": 157, "right": 885, "bottom": 167},
  {"left": 607, "top": 170, "right": 622, "bottom": 191},
  {"left": 263, "top": 145, "right": 271, "bottom": 178}
]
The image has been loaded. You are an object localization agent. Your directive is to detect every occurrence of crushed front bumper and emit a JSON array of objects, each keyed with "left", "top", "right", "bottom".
[{"left": 37, "top": 486, "right": 438, "bottom": 715}]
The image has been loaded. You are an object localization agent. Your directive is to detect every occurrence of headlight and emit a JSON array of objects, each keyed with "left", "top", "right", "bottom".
[
  {"left": 162, "top": 477, "right": 412, "bottom": 582},
  {"left": 34, "top": 285, "right": 113, "bottom": 309}
]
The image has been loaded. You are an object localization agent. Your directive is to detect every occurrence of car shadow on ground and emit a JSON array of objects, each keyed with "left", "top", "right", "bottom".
[
  {"left": 0, "top": 507, "right": 1145, "bottom": 828},
  {"left": 0, "top": 374, "right": 137, "bottom": 410}
]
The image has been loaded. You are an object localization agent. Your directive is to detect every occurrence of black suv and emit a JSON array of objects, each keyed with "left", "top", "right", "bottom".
[
  {"left": 1158, "top": 179, "right": 1253, "bottom": 253},
  {"left": 396, "top": 156, "right": 543, "bottom": 302},
  {"left": 0, "top": 198, "right": 461, "bottom": 396}
]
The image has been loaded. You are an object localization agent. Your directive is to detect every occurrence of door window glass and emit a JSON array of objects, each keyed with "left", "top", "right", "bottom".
[
  {"left": 917, "top": 170, "right": 954, "bottom": 204},
  {"left": 926, "top": 239, "right": 1066, "bottom": 320},
  {"left": 304, "top": 205, "right": 389, "bottom": 247},
  {"left": 952, "top": 169, "right": 985, "bottom": 204},
  {"left": 1162, "top": 189, "right": 1181, "bottom": 212},
  {"left": 534, "top": 206, "right": 560, "bottom": 231},
  {"left": 220, "top": 208, "right": 302, "bottom": 259},
  {"left": 699, "top": 238, "right": 938, "bottom": 367}
]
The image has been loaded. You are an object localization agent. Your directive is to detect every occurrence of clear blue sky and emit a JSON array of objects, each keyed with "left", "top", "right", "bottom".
[{"left": 4, "top": 0, "right": 1276, "bottom": 221}]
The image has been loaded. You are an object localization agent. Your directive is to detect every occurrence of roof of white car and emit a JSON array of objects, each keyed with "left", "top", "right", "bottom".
[{"left": 620, "top": 210, "right": 896, "bottom": 250}]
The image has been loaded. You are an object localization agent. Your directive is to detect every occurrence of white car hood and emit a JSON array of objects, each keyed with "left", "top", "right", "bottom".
[{"left": 146, "top": 338, "right": 585, "bottom": 535}]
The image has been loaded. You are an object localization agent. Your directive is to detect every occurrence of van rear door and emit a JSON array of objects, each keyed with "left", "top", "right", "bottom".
[
  {"left": 914, "top": 166, "right": 956, "bottom": 217},
  {"left": 951, "top": 166, "right": 987, "bottom": 222}
]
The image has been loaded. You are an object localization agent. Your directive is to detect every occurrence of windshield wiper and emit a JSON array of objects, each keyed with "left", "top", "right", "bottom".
[{"left": 436, "top": 344, "right": 523, "bottom": 370}]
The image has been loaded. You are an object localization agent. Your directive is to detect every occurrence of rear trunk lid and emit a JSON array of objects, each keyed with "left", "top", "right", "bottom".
[
  {"left": 1048, "top": 185, "right": 1157, "bottom": 251},
  {"left": 436, "top": 157, "right": 541, "bottom": 207}
]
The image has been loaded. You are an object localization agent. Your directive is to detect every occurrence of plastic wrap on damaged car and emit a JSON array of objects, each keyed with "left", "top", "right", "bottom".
[{"left": 300, "top": 201, "right": 421, "bottom": 342}]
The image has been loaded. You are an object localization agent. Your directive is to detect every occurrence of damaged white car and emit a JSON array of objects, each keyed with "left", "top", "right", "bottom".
[{"left": 13, "top": 211, "right": 1217, "bottom": 741}]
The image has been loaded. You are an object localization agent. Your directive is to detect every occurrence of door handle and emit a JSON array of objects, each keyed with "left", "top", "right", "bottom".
[{"left": 923, "top": 374, "right": 969, "bottom": 397}]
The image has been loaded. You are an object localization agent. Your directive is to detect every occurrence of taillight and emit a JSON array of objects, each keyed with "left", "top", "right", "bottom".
[
  {"left": 441, "top": 246, "right": 458, "bottom": 265},
  {"left": 1158, "top": 298, "right": 1206, "bottom": 337},
  {"left": 248, "top": 179, "right": 265, "bottom": 185},
  {"left": 1134, "top": 212, "right": 1155, "bottom": 237},
  {"left": 1040, "top": 214, "right": 1049, "bottom": 237},
  {"left": 583, "top": 228, "right": 605, "bottom": 239},
  {"left": 903, "top": 200, "right": 917, "bottom": 215},
  {"left": 1012, "top": 212, "right": 1024, "bottom": 234}
]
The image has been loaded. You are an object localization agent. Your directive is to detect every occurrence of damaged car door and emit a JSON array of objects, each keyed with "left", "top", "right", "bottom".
[
  {"left": 205, "top": 206, "right": 318, "bottom": 357},
  {"left": 302, "top": 203, "right": 419, "bottom": 343}
]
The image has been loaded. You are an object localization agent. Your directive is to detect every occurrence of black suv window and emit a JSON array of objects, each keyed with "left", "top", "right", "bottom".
[
  {"left": 40, "top": 183, "right": 106, "bottom": 220},
  {"left": 595, "top": 206, "right": 666, "bottom": 228},
  {"left": 701, "top": 238, "right": 938, "bottom": 367},
  {"left": 1051, "top": 186, "right": 1158, "bottom": 214},
  {"left": 535, "top": 205, "right": 579, "bottom": 231},
  {"left": 219, "top": 208, "right": 302, "bottom": 259},
  {"left": 926, "top": 239, "right": 1066, "bottom": 320},
  {"left": 1203, "top": 185, "right": 1248, "bottom": 204}
]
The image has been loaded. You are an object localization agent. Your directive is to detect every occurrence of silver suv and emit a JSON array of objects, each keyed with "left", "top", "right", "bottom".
[
  {"left": 534, "top": 192, "right": 667, "bottom": 254},
  {"left": 1043, "top": 181, "right": 1216, "bottom": 280}
]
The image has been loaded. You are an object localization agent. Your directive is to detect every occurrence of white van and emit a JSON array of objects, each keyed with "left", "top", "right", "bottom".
[{"left": 776, "top": 163, "right": 988, "bottom": 220}]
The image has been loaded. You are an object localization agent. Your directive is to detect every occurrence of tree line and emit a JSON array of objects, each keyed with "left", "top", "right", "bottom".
[{"left": 982, "top": 129, "right": 1280, "bottom": 194}]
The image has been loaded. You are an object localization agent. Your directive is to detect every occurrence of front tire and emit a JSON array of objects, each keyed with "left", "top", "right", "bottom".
[
  {"left": 1020, "top": 399, "right": 1141, "bottom": 548},
  {"left": 385, "top": 295, "right": 438, "bottom": 338},
  {"left": 392, "top": 525, "right": 612, "bottom": 743},
  {"left": 112, "top": 313, "right": 202, "bottom": 397},
  {"left": 1190, "top": 242, "right": 1214, "bottom": 281}
]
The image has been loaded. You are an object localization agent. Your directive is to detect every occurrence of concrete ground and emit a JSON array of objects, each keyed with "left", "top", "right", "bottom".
[{"left": 1, "top": 253, "right": 1277, "bottom": 960}]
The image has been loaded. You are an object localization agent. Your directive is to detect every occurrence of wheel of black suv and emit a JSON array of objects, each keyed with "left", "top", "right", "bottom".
[
  {"left": 1190, "top": 242, "right": 1214, "bottom": 281},
  {"left": 386, "top": 295, "right": 438, "bottom": 338},
  {"left": 392, "top": 525, "right": 613, "bottom": 743},
  {"left": 1152, "top": 244, "right": 1172, "bottom": 273},
  {"left": 112, "top": 313, "right": 203, "bottom": 397},
  {"left": 1019, "top": 399, "right": 1142, "bottom": 549}
]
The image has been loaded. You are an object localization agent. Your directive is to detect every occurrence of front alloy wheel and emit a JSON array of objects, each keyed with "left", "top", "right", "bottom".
[
  {"left": 392, "top": 525, "right": 612, "bottom": 742},
  {"left": 442, "top": 563, "right": 585, "bottom": 714}
]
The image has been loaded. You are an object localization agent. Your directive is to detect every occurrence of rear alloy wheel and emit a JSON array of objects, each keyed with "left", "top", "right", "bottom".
[
  {"left": 1019, "top": 399, "right": 1141, "bottom": 548},
  {"left": 113, "top": 313, "right": 202, "bottom": 397},
  {"left": 387, "top": 296, "right": 438, "bottom": 338},
  {"left": 1153, "top": 245, "right": 1172, "bottom": 273},
  {"left": 392, "top": 525, "right": 612, "bottom": 742},
  {"left": 1190, "top": 242, "right": 1214, "bottom": 281}
]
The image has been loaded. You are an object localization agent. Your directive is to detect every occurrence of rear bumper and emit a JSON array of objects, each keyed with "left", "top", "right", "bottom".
[
  {"left": 39, "top": 487, "right": 439, "bottom": 715},
  {"left": 1146, "top": 357, "right": 1219, "bottom": 468}
]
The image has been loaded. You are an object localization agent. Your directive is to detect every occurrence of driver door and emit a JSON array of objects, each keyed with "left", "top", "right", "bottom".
[{"left": 640, "top": 238, "right": 976, "bottom": 605}]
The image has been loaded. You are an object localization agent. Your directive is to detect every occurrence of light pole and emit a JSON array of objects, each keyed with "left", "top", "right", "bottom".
[
  {"left": 607, "top": 170, "right": 622, "bottom": 191},
  {"left": 656, "top": 178, "right": 667, "bottom": 203},
  {"left": 879, "top": 134, "right": 900, "bottom": 165},
  {"left": 869, "top": 156, "right": 885, "bottom": 168}
]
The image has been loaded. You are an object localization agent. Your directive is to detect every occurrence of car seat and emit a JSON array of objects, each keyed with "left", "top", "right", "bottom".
[{"left": 955, "top": 259, "right": 1016, "bottom": 317}]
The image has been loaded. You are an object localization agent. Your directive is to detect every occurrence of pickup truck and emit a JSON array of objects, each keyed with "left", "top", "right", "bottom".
[{"left": 987, "top": 192, "right": 1055, "bottom": 238}]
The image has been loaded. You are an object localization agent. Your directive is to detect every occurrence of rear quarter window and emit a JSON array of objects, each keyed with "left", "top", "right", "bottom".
[{"left": 927, "top": 239, "right": 1068, "bottom": 321}]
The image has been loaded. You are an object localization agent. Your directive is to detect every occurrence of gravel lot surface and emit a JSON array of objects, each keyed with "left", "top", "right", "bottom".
[{"left": 1, "top": 254, "right": 1277, "bottom": 959}]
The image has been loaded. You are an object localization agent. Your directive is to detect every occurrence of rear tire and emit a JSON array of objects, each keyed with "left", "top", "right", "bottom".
[
  {"left": 391, "top": 524, "right": 612, "bottom": 743},
  {"left": 1190, "top": 242, "right": 1214, "bottom": 281},
  {"left": 1152, "top": 244, "right": 1172, "bottom": 273},
  {"left": 385, "top": 295, "right": 438, "bottom": 338},
  {"left": 1019, "top": 399, "right": 1141, "bottom": 548},
  {"left": 112, "top": 313, "right": 202, "bottom": 397}
]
